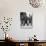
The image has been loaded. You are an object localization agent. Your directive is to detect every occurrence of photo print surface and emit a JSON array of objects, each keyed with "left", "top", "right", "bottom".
[{"left": 20, "top": 12, "right": 33, "bottom": 29}]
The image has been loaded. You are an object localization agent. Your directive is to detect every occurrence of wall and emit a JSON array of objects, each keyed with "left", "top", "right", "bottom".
[{"left": 0, "top": 0, "right": 46, "bottom": 40}]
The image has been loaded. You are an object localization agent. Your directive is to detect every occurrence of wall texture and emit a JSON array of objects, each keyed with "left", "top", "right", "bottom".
[{"left": 0, "top": 0, "right": 46, "bottom": 40}]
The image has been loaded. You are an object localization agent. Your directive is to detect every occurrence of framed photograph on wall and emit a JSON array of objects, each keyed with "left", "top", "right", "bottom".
[{"left": 20, "top": 12, "right": 33, "bottom": 29}]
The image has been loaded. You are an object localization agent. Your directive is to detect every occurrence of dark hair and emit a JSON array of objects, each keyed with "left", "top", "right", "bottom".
[{"left": 34, "top": 35, "right": 36, "bottom": 37}]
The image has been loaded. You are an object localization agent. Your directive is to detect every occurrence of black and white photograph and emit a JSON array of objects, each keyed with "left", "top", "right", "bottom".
[{"left": 20, "top": 12, "right": 33, "bottom": 29}]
